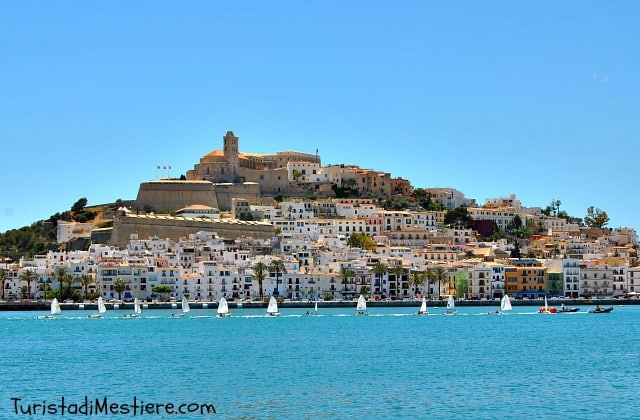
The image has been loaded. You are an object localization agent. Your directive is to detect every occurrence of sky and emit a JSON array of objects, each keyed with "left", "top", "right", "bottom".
[{"left": 1, "top": 1, "right": 638, "bottom": 234}]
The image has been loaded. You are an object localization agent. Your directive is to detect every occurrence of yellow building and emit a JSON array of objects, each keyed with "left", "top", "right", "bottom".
[{"left": 505, "top": 259, "right": 547, "bottom": 299}]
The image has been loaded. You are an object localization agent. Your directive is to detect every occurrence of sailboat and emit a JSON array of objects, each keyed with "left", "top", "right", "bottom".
[
  {"left": 444, "top": 295, "right": 456, "bottom": 315},
  {"left": 171, "top": 296, "right": 190, "bottom": 317},
  {"left": 500, "top": 294, "right": 512, "bottom": 314},
  {"left": 125, "top": 297, "right": 142, "bottom": 318},
  {"left": 355, "top": 294, "right": 368, "bottom": 316},
  {"left": 539, "top": 295, "right": 556, "bottom": 313},
  {"left": 266, "top": 296, "right": 280, "bottom": 317},
  {"left": 89, "top": 297, "right": 107, "bottom": 318},
  {"left": 217, "top": 297, "right": 230, "bottom": 317},
  {"left": 306, "top": 298, "right": 319, "bottom": 316},
  {"left": 416, "top": 296, "right": 428, "bottom": 315},
  {"left": 38, "top": 298, "right": 62, "bottom": 319}
]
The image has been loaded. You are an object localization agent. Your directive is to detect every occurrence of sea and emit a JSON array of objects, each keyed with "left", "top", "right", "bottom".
[{"left": 1, "top": 303, "right": 639, "bottom": 419}]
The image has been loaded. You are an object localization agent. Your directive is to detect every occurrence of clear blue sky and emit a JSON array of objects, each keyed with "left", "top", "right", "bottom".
[{"left": 1, "top": 1, "right": 638, "bottom": 234}]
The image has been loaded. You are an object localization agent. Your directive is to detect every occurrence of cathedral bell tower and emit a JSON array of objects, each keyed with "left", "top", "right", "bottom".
[{"left": 223, "top": 131, "right": 239, "bottom": 176}]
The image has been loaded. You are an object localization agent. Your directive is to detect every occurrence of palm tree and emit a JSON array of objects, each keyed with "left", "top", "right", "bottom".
[
  {"left": 37, "top": 276, "right": 49, "bottom": 300},
  {"left": 434, "top": 266, "right": 447, "bottom": 299},
  {"left": 54, "top": 267, "right": 66, "bottom": 297},
  {"left": 62, "top": 274, "right": 76, "bottom": 300},
  {"left": 371, "top": 262, "right": 387, "bottom": 297},
  {"left": 38, "top": 278, "right": 51, "bottom": 300},
  {"left": 268, "top": 260, "right": 287, "bottom": 297},
  {"left": 389, "top": 265, "right": 406, "bottom": 298},
  {"left": 339, "top": 266, "right": 356, "bottom": 299},
  {"left": 113, "top": 277, "right": 127, "bottom": 301},
  {"left": 0, "top": 269, "right": 9, "bottom": 300},
  {"left": 409, "top": 270, "right": 426, "bottom": 298},
  {"left": 80, "top": 274, "right": 94, "bottom": 301},
  {"left": 252, "top": 262, "right": 268, "bottom": 302},
  {"left": 425, "top": 268, "right": 435, "bottom": 300},
  {"left": 19, "top": 268, "right": 38, "bottom": 300}
]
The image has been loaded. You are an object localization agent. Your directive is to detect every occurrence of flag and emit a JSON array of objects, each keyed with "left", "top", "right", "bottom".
[{"left": 157, "top": 166, "right": 160, "bottom": 169}]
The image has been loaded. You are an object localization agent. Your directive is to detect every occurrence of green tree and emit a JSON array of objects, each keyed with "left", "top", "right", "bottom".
[
  {"left": 62, "top": 274, "right": 76, "bottom": 300},
  {"left": 455, "top": 271, "right": 468, "bottom": 299},
  {"left": 346, "top": 232, "right": 376, "bottom": 251},
  {"left": 409, "top": 270, "right": 426, "bottom": 298},
  {"left": 80, "top": 274, "right": 94, "bottom": 300},
  {"left": 388, "top": 265, "right": 406, "bottom": 298},
  {"left": 339, "top": 266, "right": 356, "bottom": 298},
  {"left": 511, "top": 241, "right": 522, "bottom": 259},
  {"left": 433, "top": 266, "right": 447, "bottom": 299},
  {"left": 252, "top": 262, "right": 268, "bottom": 302},
  {"left": 371, "top": 262, "right": 387, "bottom": 297},
  {"left": 0, "top": 269, "right": 9, "bottom": 300},
  {"left": 113, "top": 277, "right": 127, "bottom": 300},
  {"left": 54, "top": 267, "right": 66, "bottom": 297},
  {"left": 268, "top": 260, "right": 287, "bottom": 297},
  {"left": 584, "top": 206, "right": 610, "bottom": 229},
  {"left": 444, "top": 206, "right": 473, "bottom": 228},
  {"left": 71, "top": 197, "right": 88, "bottom": 213},
  {"left": 19, "top": 268, "right": 38, "bottom": 300},
  {"left": 425, "top": 268, "right": 436, "bottom": 300},
  {"left": 37, "top": 276, "right": 49, "bottom": 300},
  {"left": 152, "top": 285, "right": 172, "bottom": 300}
]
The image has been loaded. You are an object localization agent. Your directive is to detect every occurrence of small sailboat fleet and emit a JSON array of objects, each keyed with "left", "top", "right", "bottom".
[
  {"left": 88, "top": 297, "right": 107, "bottom": 318},
  {"left": 444, "top": 295, "right": 456, "bottom": 315},
  {"left": 217, "top": 297, "right": 230, "bottom": 317},
  {"left": 171, "top": 296, "right": 190, "bottom": 318},
  {"left": 38, "top": 298, "right": 62, "bottom": 319},
  {"left": 416, "top": 296, "right": 428, "bottom": 316},
  {"left": 355, "top": 294, "right": 368, "bottom": 316},
  {"left": 266, "top": 296, "right": 280, "bottom": 317}
]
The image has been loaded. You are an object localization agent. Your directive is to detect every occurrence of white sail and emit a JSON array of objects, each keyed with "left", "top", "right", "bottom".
[
  {"left": 544, "top": 295, "right": 548, "bottom": 311},
  {"left": 217, "top": 297, "right": 229, "bottom": 316},
  {"left": 267, "top": 296, "right": 279, "bottom": 315},
  {"left": 501, "top": 295, "right": 512, "bottom": 312},
  {"left": 182, "top": 296, "right": 190, "bottom": 314},
  {"left": 356, "top": 294, "right": 367, "bottom": 311},
  {"left": 50, "top": 298, "right": 62, "bottom": 315},
  {"left": 447, "top": 295, "right": 455, "bottom": 311},
  {"left": 97, "top": 297, "right": 107, "bottom": 314},
  {"left": 134, "top": 298, "right": 142, "bottom": 314},
  {"left": 314, "top": 299, "right": 318, "bottom": 313},
  {"left": 418, "top": 297, "right": 428, "bottom": 314}
]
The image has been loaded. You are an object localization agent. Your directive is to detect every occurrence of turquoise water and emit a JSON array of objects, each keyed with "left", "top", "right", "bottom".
[{"left": 2, "top": 304, "right": 640, "bottom": 419}]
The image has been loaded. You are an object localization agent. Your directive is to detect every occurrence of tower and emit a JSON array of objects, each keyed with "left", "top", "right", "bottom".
[{"left": 223, "top": 130, "right": 239, "bottom": 174}]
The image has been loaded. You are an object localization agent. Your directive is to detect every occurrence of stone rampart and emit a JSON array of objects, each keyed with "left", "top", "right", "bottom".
[
  {"left": 109, "top": 214, "right": 274, "bottom": 247},
  {"left": 136, "top": 180, "right": 218, "bottom": 212}
]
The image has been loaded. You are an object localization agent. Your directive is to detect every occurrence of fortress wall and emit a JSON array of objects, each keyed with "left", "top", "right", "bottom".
[
  {"left": 213, "top": 183, "right": 261, "bottom": 211},
  {"left": 136, "top": 180, "right": 218, "bottom": 212},
  {"left": 109, "top": 214, "right": 274, "bottom": 247}
]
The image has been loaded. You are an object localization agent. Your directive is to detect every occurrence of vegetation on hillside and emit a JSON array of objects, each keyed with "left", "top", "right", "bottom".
[{"left": 0, "top": 198, "right": 96, "bottom": 262}]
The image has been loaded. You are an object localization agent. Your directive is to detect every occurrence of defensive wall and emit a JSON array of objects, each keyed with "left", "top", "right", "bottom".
[{"left": 109, "top": 213, "right": 274, "bottom": 247}]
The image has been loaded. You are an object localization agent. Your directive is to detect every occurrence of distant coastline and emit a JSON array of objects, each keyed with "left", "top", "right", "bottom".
[{"left": 1, "top": 298, "right": 636, "bottom": 311}]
